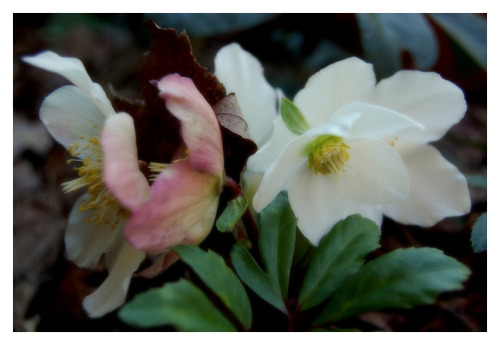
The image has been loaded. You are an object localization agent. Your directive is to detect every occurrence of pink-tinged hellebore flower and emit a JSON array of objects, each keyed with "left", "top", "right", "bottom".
[
  {"left": 250, "top": 57, "right": 471, "bottom": 245},
  {"left": 23, "top": 51, "right": 146, "bottom": 318},
  {"left": 102, "top": 74, "right": 224, "bottom": 256}
]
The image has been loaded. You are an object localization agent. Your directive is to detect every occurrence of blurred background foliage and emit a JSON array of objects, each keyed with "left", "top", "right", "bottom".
[{"left": 13, "top": 13, "right": 486, "bottom": 331}]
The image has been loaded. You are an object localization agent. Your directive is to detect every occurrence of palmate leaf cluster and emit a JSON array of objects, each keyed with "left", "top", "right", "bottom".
[{"left": 119, "top": 193, "right": 470, "bottom": 331}]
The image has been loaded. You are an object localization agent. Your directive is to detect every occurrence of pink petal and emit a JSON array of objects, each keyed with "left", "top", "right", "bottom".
[
  {"left": 136, "top": 251, "right": 179, "bottom": 278},
  {"left": 155, "top": 74, "right": 224, "bottom": 177},
  {"left": 124, "top": 159, "right": 221, "bottom": 254},
  {"left": 101, "top": 112, "right": 150, "bottom": 211}
]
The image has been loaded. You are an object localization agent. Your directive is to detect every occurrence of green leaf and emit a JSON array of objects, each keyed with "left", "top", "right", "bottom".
[
  {"left": 356, "top": 13, "right": 438, "bottom": 78},
  {"left": 280, "top": 97, "right": 310, "bottom": 135},
  {"left": 428, "top": 13, "right": 487, "bottom": 70},
  {"left": 118, "top": 279, "right": 236, "bottom": 331},
  {"left": 216, "top": 196, "right": 248, "bottom": 233},
  {"left": 314, "top": 247, "right": 471, "bottom": 325},
  {"left": 298, "top": 215, "right": 381, "bottom": 310},
  {"left": 258, "top": 192, "right": 297, "bottom": 298},
  {"left": 471, "top": 213, "right": 487, "bottom": 253},
  {"left": 230, "top": 244, "right": 287, "bottom": 312},
  {"left": 173, "top": 245, "right": 252, "bottom": 330}
]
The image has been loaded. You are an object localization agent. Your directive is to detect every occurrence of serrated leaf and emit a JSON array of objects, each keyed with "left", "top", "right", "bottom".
[
  {"left": 118, "top": 279, "right": 236, "bottom": 331},
  {"left": 280, "top": 97, "right": 310, "bottom": 135},
  {"left": 298, "top": 215, "right": 380, "bottom": 310},
  {"left": 230, "top": 244, "right": 286, "bottom": 312},
  {"left": 258, "top": 192, "right": 297, "bottom": 298},
  {"left": 428, "top": 13, "right": 487, "bottom": 70},
  {"left": 471, "top": 213, "right": 487, "bottom": 253},
  {"left": 314, "top": 247, "right": 471, "bottom": 325},
  {"left": 356, "top": 13, "right": 438, "bottom": 78},
  {"left": 173, "top": 245, "right": 252, "bottom": 329},
  {"left": 216, "top": 196, "right": 249, "bottom": 233}
]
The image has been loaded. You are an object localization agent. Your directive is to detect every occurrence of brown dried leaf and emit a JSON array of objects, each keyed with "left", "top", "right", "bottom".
[
  {"left": 214, "top": 93, "right": 252, "bottom": 140},
  {"left": 110, "top": 20, "right": 255, "bottom": 184},
  {"left": 213, "top": 93, "right": 257, "bottom": 183},
  {"left": 111, "top": 20, "right": 226, "bottom": 164}
]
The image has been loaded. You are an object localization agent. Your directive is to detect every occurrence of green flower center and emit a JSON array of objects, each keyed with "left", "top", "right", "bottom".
[
  {"left": 304, "top": 135, "right": 350, "bottom": 176},
  {"left": 62, "top": 134, "right": 129, "bottom": 228}
]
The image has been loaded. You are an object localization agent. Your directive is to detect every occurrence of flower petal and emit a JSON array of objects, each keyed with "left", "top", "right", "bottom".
[
  {"left": 137, "top": 251, "right": 179, "bottom": 279},
  {"left": 65, "top": 194, "right": 123, "bottom": 269},
  {"left": 364, "top": 70, "right": 467, "bottom": 143},
  {"left": 294, "top": 57, "right": 376, "bottom": 127},
  {"left": 101, "top": 112, "right": 150, "bottom": 211},
  {"left": 342, "top": 139, "right": 409, "bottom": 204},
  {"left": 252, "top": 111, "right": 361, "bottom": 212},
  {"left": 252, "top": 137, "right": 309, "bottom": 213},
  {"left": 334, "top": 101, "right": 424, "bottom": 140},
  {"left": 23, "top": 51, "right": 115, "bottom": 117},
  {"left": 214, "top": 43, "right": 281, "bottom": 146},
  {"left": 289, "top": 165, "right": 383, "bottom": 245},
  {"left": 83, "top": 241, "right": 145, "bottom": 318},
  {"left": 124, "top": 159, "right": 220, "bottom": 254},
  {"left": 247, "top": 116, "right": 297, "bottom": 172},
  {"left": 39, "top": 86, "right": 105, "bottom": 149},
  {"left": 156, "top": 74, "right": 223, "bottom": 176},
  {"left": 381, "top": 143, "right": 471, "bottom": 226}
]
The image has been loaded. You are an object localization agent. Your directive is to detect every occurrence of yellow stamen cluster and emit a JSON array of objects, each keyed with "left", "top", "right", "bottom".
[
  {"left": 305, "top": 135, "right": 350, "bottom": 176},
  {"left": 148, "top": 162, "right": 170, "bottom": 181},
  {"left": 62, "top": 135, "right": 129, "bottom": 228}
]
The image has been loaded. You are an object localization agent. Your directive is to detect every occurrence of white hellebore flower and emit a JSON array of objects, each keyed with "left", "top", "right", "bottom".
[
  {"left": 23, "top": 52, "right": 146, "bottom": 317},
  {"left": 214, "top": 43, "right": 282, "bottom": 201},
  {"left": 214, "top": 43, "right": 282, "bottom": 148},
  {"left": 248, "top": 57, "right": 471, "bottom": 245}
]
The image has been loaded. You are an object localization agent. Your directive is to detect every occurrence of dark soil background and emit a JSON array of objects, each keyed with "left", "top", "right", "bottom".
[{"left": 13, "top": 13, "right": 486, "bottom": 332}]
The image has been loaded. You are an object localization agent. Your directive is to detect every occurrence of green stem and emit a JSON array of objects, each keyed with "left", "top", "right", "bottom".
[{"left": 224, "top": 176, "right": 260, "bottom": 251}]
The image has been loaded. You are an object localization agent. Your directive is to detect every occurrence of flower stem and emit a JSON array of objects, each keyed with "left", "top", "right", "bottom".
[{"left": 224, "top": 176, "right": 260, "bottom": 251}]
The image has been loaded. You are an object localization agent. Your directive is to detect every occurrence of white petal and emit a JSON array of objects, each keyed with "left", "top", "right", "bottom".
[
  {"left": 304, "top": 110, "right": 360, "bottom": 139},
  {"left": 248, "top": 110, "right": 359, "bottom": 173},
  {"left": 342, "top": 139, "right": 409, "bottom": 204},
  {"left": 65, "top": 194, "right": 123, "bottom": 269},
  {"left": 289, "top": 165, "right": 383, "bottom": 245},
  {"left": 252, "top": 111, "right": 362, "bottom": 212},
  {"left": 247, "top": 116, "right": 297, "bottom": 172},
  {"left": 381, "top": 143, "right": 471, "bottom": 226},
  {"left": 334, "top": 101, "right": 424, "bottom": 140},
  {"left": 364, "top": 70, "right": 467, "bottom": 143},
  {"left": 294, "top": 57, "right": 376, "bottom": 127},
  {"left": 23, "top": 51, "right": 115, "bottom": 117},
  {"left": 241, "top": 170, "right": 264, "bottom": 213},
  {"left": 252, "top": 136, "right": 309, "bottom": 213},
  {"left": 215, "top": 43, "right": 281, "bottom": 146},
  {"left": 40, "top": 86, "right": 105, "bottom": 149},
  {"left": 83, "top": 241, "right": 145, "bottom": 318}
]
